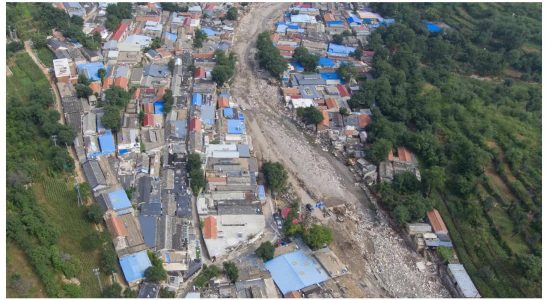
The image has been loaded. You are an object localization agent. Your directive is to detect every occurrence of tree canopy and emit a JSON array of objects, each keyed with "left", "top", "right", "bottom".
[
  {"left": 255, "top": 241, "right": 275, "bottom": 261},
  {"left": 256, "top": 32, "right": 287, "bottom": 77},
  {"left": 262, "top": 161, "right": 288, "bottom": 194},
  {"left": 303, "top": 224, "right": 333, "bottom": 250}
]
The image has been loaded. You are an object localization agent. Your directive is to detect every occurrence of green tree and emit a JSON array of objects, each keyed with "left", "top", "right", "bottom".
[
  {"left": 393, "top": 205, "right": 411, "bottom": 224},
  {"left": 102, "top": 106, "right": 121, "bottom": 132},
  {"left": 212, "top": 65, "right": 233, "bottom": 86},
  {"left": 159, "top": 288, "right": 175, "bottom": 298},
  {"left": 436, "top": 247, "right": 453, "bottom": 264},
  {"left": 98, "top": 68, "right": 106, "bottom": 85},
  {"left": 163, "top": 89, "right": 174, "bottom": 114},
  {"left": 61, "top": 256, "right": 82, "bottom": 278},
  {"left": 62, "top": 283, "right": 82, "bottom": 297},
  {"left": 123, "top": 288, "right": 138, "bottom": 298},
  {"left": 303, "top": 224, "right": 333, "bottom": 250},
  {"left": 79, "top": 182, "right": 92, "bottom": 200},
  {"left": 262, "top": 161, "right": 288, "bottom": 193},
  {"left": 75, "top": 84, "right": 93, "bottom": 98},
  {"left": 86, "top": 204, "right": 103, "bottom": 224},
  {"left": 80, "top": 232, "right": 102, "bottom": 252},
  {"left": 193, "top": 29, "right": 208, "bottom": 48},
  {"left": 337, "top": 63, "right": 358, "bottom": 82},
  {"left": 256, "top": 32, "right": 287, "bottom": 77},
  {"left": 255, "top": 241, "right": 275, "bottom": 261},
  {"left": 223, "top": 261, "right": 239, "bottom": 283},
  {"left": 351, "top": 48, "right": 363, "bottom": 60},
  {"left": 102, "top": 283, "right": 122, "bottom": 298},
  {"left": 423, "top": 166, "right": 446, "bottom": 196},
  {"left": 301, "top": 106, "right": 324, "bottom": 131},
  {"left": 145, "top": 265, "right": 167, "bottom": 283},
  {"left": 367, "top": 139, "right": 393, "bottom": 164},
  {"left": 517, "top": 254, "right": 541, "bottom": 282},
  {"left": 293, "top": 47, "right": 319, "bottom": 72},
  {"left": 226, "top": 7, "right": 238, "bottom": 20},
  {"left": 100, "top": 247, "right": 117, "bottom": 274},
  {"left": 332, "top": 34, "right": 344, "bottom": 44}
]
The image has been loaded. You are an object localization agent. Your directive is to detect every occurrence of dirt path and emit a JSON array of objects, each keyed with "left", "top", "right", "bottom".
[
  {"left": 24, "top": 41, "right": 88, "bottom": 192},
  {"left": 231, "top": 4, "right": 450, "bottom": 298}
]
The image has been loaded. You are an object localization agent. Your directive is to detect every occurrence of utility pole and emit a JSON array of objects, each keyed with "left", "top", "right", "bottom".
[{"left": 93, "top": 268, "right": 103, "bottom": 292}]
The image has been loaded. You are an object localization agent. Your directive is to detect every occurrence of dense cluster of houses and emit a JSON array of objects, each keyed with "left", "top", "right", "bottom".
[{"left": 48, "top": 2, "right": 249, "bottom": 294}]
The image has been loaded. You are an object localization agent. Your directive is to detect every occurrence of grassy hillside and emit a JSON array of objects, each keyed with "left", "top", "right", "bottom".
[
  {"left": 6, "top": 52, "right": 112, "bottom": 297},
  {"left": 352, "top": 3, "right": 541, "bottom": 297}
]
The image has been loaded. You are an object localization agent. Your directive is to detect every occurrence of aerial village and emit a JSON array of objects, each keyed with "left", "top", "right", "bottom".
[{"left": 47, "top": 2, "right": 479, "bottom": 298}]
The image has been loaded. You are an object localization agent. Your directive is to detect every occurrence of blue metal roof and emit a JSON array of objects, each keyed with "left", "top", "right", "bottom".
[
  {"left": 119, "top": 251, "right": 152, "bottom": 283},
  {"left": 192, "top": 93, "right": 202, "bottom": 106},
  {"left": 201, "top": 27, "right": 217, "bottom": 37},
  {"left": 326, "top": 20, "right": 344, "bottom": 26},
  {"left": 276, "top": 24, "right": 288, "bottom": 33},
  {"left": 425, "top": 22, "right": 442, "bottom": 33},
  {"left": 319, "top": 57, "right": 335, "bottom": 68},
  {"left": 327, "top": 44, "right": 356, "bottom": 57},
  {"left": 257, "top": 185, "right": 266, "bottom": 201},
  {"left": 108, "top": 189, "right": 132, "bottom": 212},
  {"left": 223, "top": 107, "right": 234, "bottom": 119},
  {"left": 139, "top": 215, "right": 157, "bottom": 248},
  {"left": 164, "top": 32, "right": 178, "bottom": 42},
  {"left": 320, "top": 72, "right": 341, "bottom": 81},
  {"left": 98, "top": 130, "right": 115, "bottom": 155},
  {"left": 287, "top": 24, "right": 300, "bottom": 30},
  {"left": 227, "top": 119, "right": 245, "bottom": 135},
  {"left": 265, "top": 250, "right": 330, "bottom": 295},
  {"left": 154, "top": 101, "right": 164, "bottom": 114},
  {"left": 347, "top": 15, "right": 362, "bottom": 24},
  {"left": 77, "top": 62, "right": 106, "bottom": 81},
  {"left": 291, "top": 62, "right": 304, "bottom": 72}
]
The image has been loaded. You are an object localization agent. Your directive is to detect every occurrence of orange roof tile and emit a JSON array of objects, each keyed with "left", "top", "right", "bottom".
[
  {"left": 143, "top": 103, "right": 154, "bottom": 114},
  {"left": 207, "top": 177, "right": 227, "bottom": 183},
  {"left": 192, "top": 52, "right": 215, "bottom": 59},
  {"left": 89, "top": 82, "right": 101, "bottom": 94},
  {"left": 321, "top": 110, "right": 329, "bottom": 127},
  {"left": 284, "top": 291, "right": 302, "bottom": 298},
  {"left": 397, "top": 146, "right": 413, "bottom": 162},
  {"left": 325, "top": 98, "right": 338, "bottom": 109},
  {"left": 103, "top": 77, "right": 114, "bottom": 89},
  {"left": 156, "top": 86, "right": 166, "bottom": 100},
  {"left": 323, "top": 13, "right": 335, "bottom": 22},
  {"left": 387, "top": 149, "right": 395, "bottom": 161},
  {"left": 203, "top": 216, "right": 217, "bottom": 239},
  {"left": 106, "top": 215, "right": 128, "bottom": 238},
  {"left": 276, "top": 44, "right": 295, "bottom": 52},
  {"left": 282, "top": 88, "right": 300, "bottom": 98},
  {"left": 114, "top": 77, "right": 128, "bottom": 90},
  {"left": 427, "top": 209, "right": 448, "bottom": 235},
  {"left": 217, "top": 96, "right": 229, "bottom": 108},
  {"left": 358, "top": 114, "right": 371, "bottom": 128}
]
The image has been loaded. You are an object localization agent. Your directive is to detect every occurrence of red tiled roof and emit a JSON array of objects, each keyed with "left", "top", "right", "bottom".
[
  {"left": 103, "top": 77, "right": 114, "bottom": 89},
  {"left": 358, "top": 114, "right": 371, "bottom": 128},
  {"left": 284, "top": 291, "right": 302, "bottom": 298},
  {"left": 106, "top": 215, "right": 128, "bottom": 238},
  {"left": 156, "top": 86, "right": 166, "bottom": 100},
  {"left": 89, "top": 82, "right": 101, "bottom": 94},
  {"left": 143, "top": 103, "right": 154, "bottom": 114},
  {"left": 111, "top": 22, "right": 129, "bottom": 41},
  {"left": 336, "top": 84, "right": 350, "bottom": 97},
  {"left": 323, "top": 13, "right": 335, "bottom": 22},
  {"left": 203, "top": 216, "right": 217, "bottom": 239},
  {"left": 192, "top": 52, "right": 215, "bottom": 59},
  {"left": 207, "top": 177, "right": 226, "bottom": 183},
  {"left": 189, "top": 117, "right": 202, "bottom": 132},
  {"left": 194, "top": 67, "right": 206, "bottom": 78},
  {"left": 282, "top": 88, "right": 301, "bottom": 98},
  {"left": 321, "top": 110, "right": 329, "bottom": 127},
  {"left": 144, "top": 87, "right": 155, "bottom": 94},
  {"left": 217, "top": 96, "right": 229, "bottom": 108},
  {"left": 387, "top": 149, "right": 394, "bottom": 161},
  {"left": 397, "top": 146, "right": 413, "bottom": 162},
  {"left": 114, "top": 77, "right": 128, "bottom": 90},
  {"left": 143, "top": 114, "right": 154, "bottom": 126},
  {"left": 427, "top": 209, "right": 448, "bottom": 235},
  {"left": 325, "top": 98, "right": 338, "bottom": 109},
  {"left": 276, "top": 44, "right": 296, "bottom": 52}
]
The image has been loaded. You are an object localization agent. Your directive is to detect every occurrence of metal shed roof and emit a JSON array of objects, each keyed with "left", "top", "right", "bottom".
[
  {"left": 119, "top": 251, "right": 152, "bottom": 283},
  {"left": 265, "top": 250, "right": 330, "bottom": 295}
]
